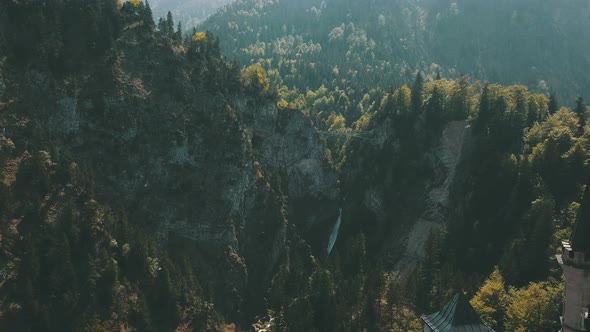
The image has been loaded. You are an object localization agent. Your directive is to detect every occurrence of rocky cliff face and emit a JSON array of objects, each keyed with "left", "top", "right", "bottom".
[
  {"left": 339, "top": 107, "right": 471, "bottom": 274},
  {"left": 393, "top": 120, "right": 469, "bottom": 275},
  {"left": 0, "top": 15, "right": 338, "bottom": 325},
  {"left": 248, "top": 103, "right": 340, "bottom": 249}
]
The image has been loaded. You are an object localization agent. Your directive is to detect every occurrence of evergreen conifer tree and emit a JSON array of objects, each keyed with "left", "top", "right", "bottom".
[
  {"left": 166, "top": 11, "right": 174, "bottom": 37},
  {"left": 176, "top": 21, "right": 182, "bottom": 41},
  {"left": 575, "top": 96, "right": 586, "bottom": 132},
  {"left": 144, "top": 0, "right": 155, "bottom": 27},
  {"left": 548, "top": 92, "right": 559, "bottom": 114},
  {"left": 158, "top": 17, "right": 166, "bottom": 32},
  {"left": 411, "top": 71, "right": 424, "bottom": 114}
]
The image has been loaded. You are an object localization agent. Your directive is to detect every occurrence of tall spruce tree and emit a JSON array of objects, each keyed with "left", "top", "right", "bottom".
[
  {"left": 426, "top": 84, "right": 445, "bottom": 134},
  {"left": 158, "top": 17, "right": 166, "bottom": 32},
  {"left": 166, "top": 11, "right": 174, "bottom": 37},
  {"left": 411, "top": 71, "right": 424, "bottom": 114},
  {"left": 475, "top": 83, "right": 492, "bottom": 134},
  {"left": 144, "top": 0, "right": 154, "bottom": 27},
  {"left": 176, "top": 21, "right": 182, "bottom": 41},
  {"left": 548, "top": 92, "right": 559, "bottom": 114},
  {"left": 575, "top": 96, "right": 586, "bottom": 132}
]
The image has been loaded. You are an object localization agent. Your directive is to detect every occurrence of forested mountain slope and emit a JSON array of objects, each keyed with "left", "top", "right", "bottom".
[
  {"left": 333, "top": 75, "right": 582, "bottom": 331},
  {"left": 0, "top": 1, "right": 338, "bottom": 330},
  {"left": 0, "top": 1, "right": 588, "bottom": 331},
  {"left": 150, "top": 0, "right": 232, "bottom": 27},
  {"left": 202, "top": 0, "right": 590, "bottom": 124}
]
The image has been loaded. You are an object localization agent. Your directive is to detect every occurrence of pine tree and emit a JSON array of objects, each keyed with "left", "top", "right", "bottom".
[
  {"left": 166, "top": 11, "right": 174, "bottom": 37},
  {"left": 449, "top": 76, "right": 471, "bottom": 119},
  {"left": 144, "top": 0, "right": 155, "bottom": 27},
  {"left": 309, "top": 269, "right": 337, "bottom": 330},
  {"left": 575, "top": 96, "right": 586, "bottom": 133},
  {"left": 158, "top": 17, "right": 166, "bottom": 32},
  {"left": 548, "top": 92, "right": 559, "bottom": 114},
  {"left": 176, "top": 21, "right": 182, "bottom": 41},
  {"left": 411, "top": 71, "right": 424, "bottom": 114},
  {"left": 426, "top": 84, "right": 445, "bottom": 133},
  {"left": 386, "top": 272, "right": 404, "bottom": 330},
  {"left": 273, "top": 309, "right": 288, "bottom": 332},
  {"left": 475, "top": 83, "right": 492, "bottom": 134}
]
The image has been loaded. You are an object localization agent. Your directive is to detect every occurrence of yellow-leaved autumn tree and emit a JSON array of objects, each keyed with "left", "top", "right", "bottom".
[
  {"left": 241, "top": 64, "right": 271, "bottom": 94},
  {"left": 192, "top": 31, "right": 208, "bottom": 42},
  {"left": 470, "top": 267, "right": 508, "bottom": 331},
  {"left": 393, "top": 85, "right": 411, "bottom": 114},
  {"left": 504, "top": 280, "right": 563, "bottom": 332}
]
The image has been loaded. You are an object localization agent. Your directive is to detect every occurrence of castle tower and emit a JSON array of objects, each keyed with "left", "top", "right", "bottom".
[{"left": 557, "top": 184, "right": 590, "bottom": 332}]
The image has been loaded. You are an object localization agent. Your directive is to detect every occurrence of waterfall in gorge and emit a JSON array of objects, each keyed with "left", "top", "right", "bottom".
[{"left": 327, "top": 208, "right": 342, "bottom": 254}]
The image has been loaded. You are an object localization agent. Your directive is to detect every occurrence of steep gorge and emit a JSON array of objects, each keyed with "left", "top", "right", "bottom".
[
  {"left": 0, "top": 2, "right": 339, "bottom": 329},
  {"left": 0, "top": 1, "right": 586, "bottom": 331}
]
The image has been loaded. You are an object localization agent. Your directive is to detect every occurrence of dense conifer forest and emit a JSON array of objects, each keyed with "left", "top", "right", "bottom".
[
  {"left": 202, "top": 0, "right": 590, "bottom": 141},
  {"left": 0, "top": 0, "right": 588, "bottom": 331},
  {"left": 150, "top": 0, "right": 232, "bottom": 28}
]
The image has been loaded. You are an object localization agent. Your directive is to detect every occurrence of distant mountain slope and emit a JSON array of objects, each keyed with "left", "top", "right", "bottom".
[
  {"left": 150, "top": 0, "right": 233, "bottom": 27},
  {"left": 201, "top": 0, "right": 590, "bottom": 106}
]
